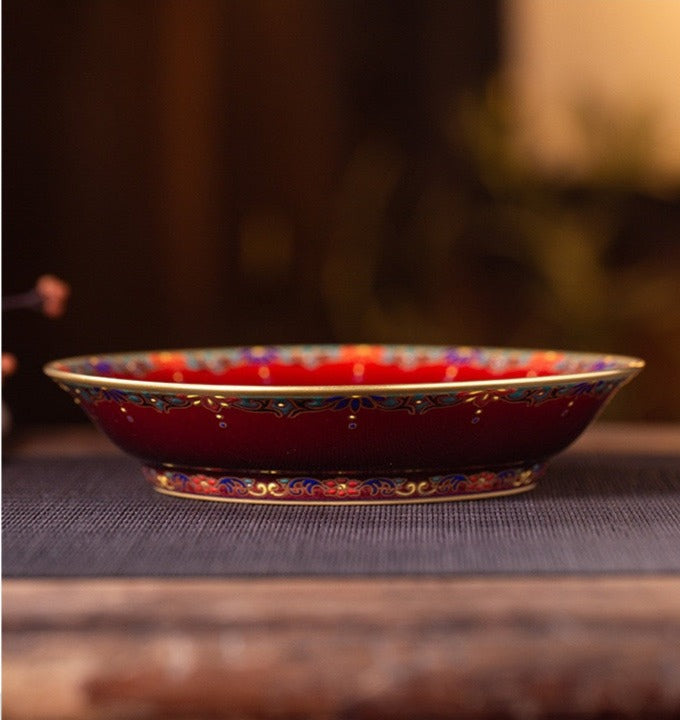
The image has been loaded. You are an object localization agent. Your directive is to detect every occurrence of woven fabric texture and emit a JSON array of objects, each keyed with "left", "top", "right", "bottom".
[{"left": 3, "top": 452, "right": 680, "bottom": 577}]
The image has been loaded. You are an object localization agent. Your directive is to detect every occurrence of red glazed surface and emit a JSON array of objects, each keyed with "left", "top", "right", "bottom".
[{"left": 44, "top": 345, "right": 643, "bottom": 503}]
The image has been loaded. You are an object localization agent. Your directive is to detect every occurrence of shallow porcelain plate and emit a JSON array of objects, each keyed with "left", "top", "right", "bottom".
[{"left": 44, "top": 345, "right": 644, "bottom": 504}]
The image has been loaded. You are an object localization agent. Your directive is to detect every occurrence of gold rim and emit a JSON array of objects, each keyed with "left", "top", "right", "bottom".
[
  {"left": 43, "top": 345, "right": 645, "bottom": 398},
  {"left": 153, "top": 483, "right": 537, "bottom": 505}
]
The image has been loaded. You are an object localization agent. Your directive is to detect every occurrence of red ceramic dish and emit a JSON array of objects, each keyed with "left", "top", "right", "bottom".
[{"left": 44, "top": 345, "right": 644, "bottom": 504}]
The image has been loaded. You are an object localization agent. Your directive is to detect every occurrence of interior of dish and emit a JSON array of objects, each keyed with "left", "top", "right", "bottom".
[{"left": 51, "top": 345, "right": 635, "bottom": 388}]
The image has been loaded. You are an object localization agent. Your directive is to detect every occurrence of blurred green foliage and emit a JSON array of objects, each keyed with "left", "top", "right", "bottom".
[{"left": 322, "top": 79, "right": 680, "bottom": 419}]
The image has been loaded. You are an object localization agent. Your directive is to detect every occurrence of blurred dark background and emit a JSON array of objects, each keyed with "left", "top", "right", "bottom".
[{"left": 4, "top": 0, "right": 680, "bottom": 425}]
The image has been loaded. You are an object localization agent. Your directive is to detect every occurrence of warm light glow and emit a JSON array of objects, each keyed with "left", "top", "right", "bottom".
[{"left": 505, "top": 0, "right": 680, "bottom": 185}]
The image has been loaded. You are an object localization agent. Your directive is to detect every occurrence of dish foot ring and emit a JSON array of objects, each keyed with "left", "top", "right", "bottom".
[{"left": 143, "top": 462, "right": 546, "bottom": 504}]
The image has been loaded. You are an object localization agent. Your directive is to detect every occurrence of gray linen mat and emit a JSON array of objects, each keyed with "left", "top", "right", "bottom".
[{"left": 3, "top": 452, "right": 680, "bottom": 576}]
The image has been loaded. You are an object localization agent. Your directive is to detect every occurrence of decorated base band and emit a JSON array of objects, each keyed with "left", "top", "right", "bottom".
[{"left": 144, "top": 461, "right": 545, "bottom": 505}]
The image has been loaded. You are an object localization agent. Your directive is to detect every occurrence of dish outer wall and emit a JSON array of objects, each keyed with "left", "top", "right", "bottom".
[{"left": 46, "top": 346, "right": 642, "bottom": 503}]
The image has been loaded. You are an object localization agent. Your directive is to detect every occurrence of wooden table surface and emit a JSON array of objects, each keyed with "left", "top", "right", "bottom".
[{"left": 4, "top": 422, "right": 680, "bottom": 720}]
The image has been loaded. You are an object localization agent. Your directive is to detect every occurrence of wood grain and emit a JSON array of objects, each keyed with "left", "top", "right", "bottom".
[{"left": 4, "top": 576, "right": 680, "bottom": 719}]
